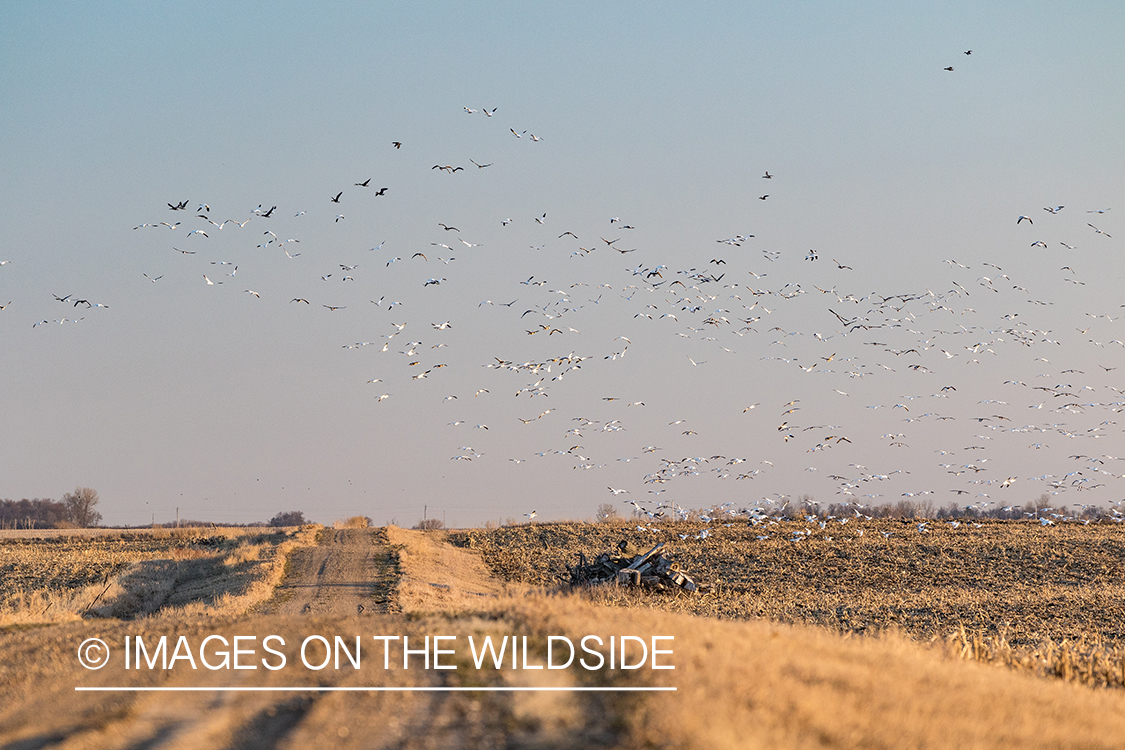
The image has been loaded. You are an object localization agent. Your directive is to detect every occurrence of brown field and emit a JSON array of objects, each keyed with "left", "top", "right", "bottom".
[
  {"left": 0, "top": 526, "right": 275, "bottom": 539},
  {"left": 452, "top": 519, "right": 1125, "bottom": 640},
  {"left": 453, "top": 518, "right": 1125, "bottom": 688},
  {"left": 1, "top": 521, "right": 1124, "bottom": 748},
  {"left": 0, "top": 525, "right": 318, "bottom": 626}
]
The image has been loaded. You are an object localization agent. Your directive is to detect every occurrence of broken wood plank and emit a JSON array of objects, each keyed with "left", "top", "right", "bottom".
[
  {"left": 625, "top": 542, "right": 665, "bottom": 570},
  {"left": 617, "top": 568, "right": 641, "bottom": 586}
]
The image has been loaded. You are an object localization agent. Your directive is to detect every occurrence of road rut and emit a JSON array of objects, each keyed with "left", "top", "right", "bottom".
[{"left": 254, "top": 527, "right": 397, "bottom": 616}]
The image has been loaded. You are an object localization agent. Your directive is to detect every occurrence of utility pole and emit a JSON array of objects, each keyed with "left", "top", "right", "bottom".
[{"left": 176, "top": 507, "right": 180, "bottom": 528}]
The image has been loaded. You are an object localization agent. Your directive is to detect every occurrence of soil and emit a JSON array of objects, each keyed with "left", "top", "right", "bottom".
[{"left": 254, "top": 527, "right": 398, "bottom": 616}]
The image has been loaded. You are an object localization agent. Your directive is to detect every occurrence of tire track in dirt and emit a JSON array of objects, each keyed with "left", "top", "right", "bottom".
[
  {"left": 219, "top": 695, "right": 316, "bottom": 750},
  {"left": 253, "top": 527, "right": 398, "bottom": 617}
]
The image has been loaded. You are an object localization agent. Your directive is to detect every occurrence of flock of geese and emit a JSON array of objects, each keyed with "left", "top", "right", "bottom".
[{"left": 8, "top": 92, "right": 1122, "bottom": 529}]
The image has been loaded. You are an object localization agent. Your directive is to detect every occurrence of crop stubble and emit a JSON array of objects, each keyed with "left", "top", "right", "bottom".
[{"left": 453, "top": 518, "right": 1125, "bottom": 687}]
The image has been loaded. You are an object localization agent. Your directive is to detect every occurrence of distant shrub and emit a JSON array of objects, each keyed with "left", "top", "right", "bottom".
[
  {"left": 269, "top": 511, "right": 307, "bottom": 527},
  {"left": 338, "top": 516, "right": 372, "bottom": 528}
]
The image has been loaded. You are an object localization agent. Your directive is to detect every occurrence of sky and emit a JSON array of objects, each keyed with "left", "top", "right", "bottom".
[{"left": 1, "top": 2, "right": 1122, "bottom": 527}]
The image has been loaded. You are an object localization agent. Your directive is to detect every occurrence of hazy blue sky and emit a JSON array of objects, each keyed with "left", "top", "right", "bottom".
[{"left": 1, "top": 2, "right": 1122, "bottom": 526}]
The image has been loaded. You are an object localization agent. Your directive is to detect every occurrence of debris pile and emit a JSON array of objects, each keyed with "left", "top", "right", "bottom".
[{"left": 567, "top": 542, "right": 705, "bottom": 593}]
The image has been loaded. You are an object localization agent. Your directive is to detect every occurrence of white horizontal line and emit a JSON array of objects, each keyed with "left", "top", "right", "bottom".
[{"left": 76, "top": 686, "right": 675, "bottom": 692}]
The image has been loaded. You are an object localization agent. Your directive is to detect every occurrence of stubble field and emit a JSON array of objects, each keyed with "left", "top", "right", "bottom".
[
  {"left": 1, "top": 521, "right": 1124, "bottom": 748},
  {"left": 0, "top": 526, "right": 315, "bottom": 626},
  {"left": 453, "top": 518, "right": 1125, "bottom": 687}
]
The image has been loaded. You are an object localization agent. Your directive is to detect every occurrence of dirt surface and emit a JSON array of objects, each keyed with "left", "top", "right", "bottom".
[
  {"left": 5, "top": 527, "right": 1125, "bottom": 749},
  {"left": 254, "top": 527, "right": 397, "bottom": 616}
]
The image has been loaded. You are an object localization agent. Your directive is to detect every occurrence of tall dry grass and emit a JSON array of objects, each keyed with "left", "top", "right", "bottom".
[
  {"left": 384, "top": 525, "right": 503, "bottom": 614},
  {"left": 945, "top": 624, "right": 1125, "bottom": 689}
]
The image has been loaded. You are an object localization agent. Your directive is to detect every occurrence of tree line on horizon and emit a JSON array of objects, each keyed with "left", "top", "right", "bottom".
[
  {"left": 0, "top": 499, "right": 313, "bottom": 530},
  {"left": 0, "top": 487, "right": 102, "bottom": 529}
]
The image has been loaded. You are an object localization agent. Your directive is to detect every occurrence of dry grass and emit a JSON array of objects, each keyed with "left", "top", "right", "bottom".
[
  {"left": 6, "top": 603, "right": 1125, "bottom": 750},
  {"left": 363, "top": 524, "right": 1125, "bottom": 748},
  {"left": 452, "top": 518, "right": 1125, "bottom": 689},
  {"left": 384, "top": 525, "right": 504, "bottom": 614},
  {"left": 0, "top": 526, "right": 277, "bottom": 540},
  {"left": 333, "top": 516, "right": 371, "bottom": 529},
  {"left": 2, "top": 524, "right": 1125, "bottom": 748},
  {"left": 484, "top": 595, "right": 1125, "bottom": 749},
  {"left": 0, "top": 525, "right": 319, "bottom": 626},
  {"left": 945, "top": 625, "right": 1125, "bottom": 689}
]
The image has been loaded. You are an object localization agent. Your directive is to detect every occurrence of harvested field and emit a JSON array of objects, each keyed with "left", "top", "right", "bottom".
[
  {"left": 2, "top": 526, "right": 1125, "bottom": 749},
  {"left": 452, "top": 518, "right": 1125, "bottom": 687},
  {"left": 452, "top": 519, "right": 1125, "bottom": 644},
  {"left": 0, "top": 526, "right": 276, "bottom": 540},
  {"left": 0, "top": 526, "right": 317, "bottom": 626}
]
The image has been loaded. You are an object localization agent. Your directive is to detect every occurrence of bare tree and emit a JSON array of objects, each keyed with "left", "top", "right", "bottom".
[
  {"left": 595, "top": 502, "right": 619, "bottom": 522},
  {"left": 62, "top": 487, "right": 102, "bottom": 527}
]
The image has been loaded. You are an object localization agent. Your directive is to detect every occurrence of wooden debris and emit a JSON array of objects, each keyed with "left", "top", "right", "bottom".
[{"left": 567, "top": 541, "right": 706, "bottom": 593}]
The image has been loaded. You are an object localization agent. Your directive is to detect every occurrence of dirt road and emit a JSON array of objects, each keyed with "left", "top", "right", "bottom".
[
  {"left": 5, "top": 527, "right": 1125, "bottom": 749},
  {"left": 254, "top": 527, "right": 397, "bottom": 616}
]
